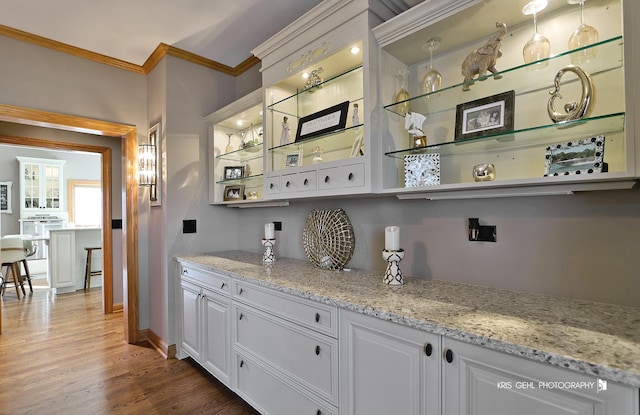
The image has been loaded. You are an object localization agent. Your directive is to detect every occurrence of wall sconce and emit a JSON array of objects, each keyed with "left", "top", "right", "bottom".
[{"left": 138, "top": 123, "right": 161, "bottom": 205}]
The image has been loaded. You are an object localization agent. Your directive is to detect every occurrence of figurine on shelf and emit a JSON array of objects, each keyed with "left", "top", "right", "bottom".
[
  {"left": 244, "top": 163, "right": 252, "bottom": 177},
  {"left": 352, "top": 103, "right": 360, "bottom": 126},
  {"left": 404, "top": 112, "right": 427, "bottom": 148},
  {"left": 224, "top": 133, "right": 233, "bottom": 153},
  {"left": 461, "top": 22, "right": 507, "bottom": 91},
  {"left": 281, "top": 116, "right": 291, "bottom": 145},
  {"left": 312, "top": 146, "right": 324, "bottom": 164}
]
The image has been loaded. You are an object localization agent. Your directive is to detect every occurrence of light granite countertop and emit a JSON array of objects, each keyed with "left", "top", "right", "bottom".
[{"left": 175, "top": 251, "right": 640, "bottom": 388}]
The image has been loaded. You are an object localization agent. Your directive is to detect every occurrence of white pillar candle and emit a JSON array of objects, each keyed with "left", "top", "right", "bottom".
[
  {"left": 265, "top": 223, "right": 275, "bottom": 239},
  {"left": 385, "top": 226, "right": 400, "bottom": 251}
]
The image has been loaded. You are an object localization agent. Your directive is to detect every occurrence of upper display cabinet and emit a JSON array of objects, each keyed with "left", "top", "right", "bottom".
[
  {"left": 373, "top": 0, "right": 640, "bottom": 198},
  {"left": 252, "top": 0, "right": 409, "bottom": 199},
  {"left": 206, "top": 89, "right": 265, "bottom": 206}
]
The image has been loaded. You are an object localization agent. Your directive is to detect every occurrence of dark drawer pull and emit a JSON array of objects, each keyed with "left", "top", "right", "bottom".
[
  {"left": 285, "top": 181, "right": 291, "bottom": 188},
  {"left": 348, "top": 172, "right": 354, "bottom": 181},
  {"left": 304, "top": 178, "right": 309, "bottom": 185},
  {"left": 315, "top": 313, "right": 320, "bottom": 323},
  {"left": 315, "top": 345, "right": 320, "bottom": 356},
  {"left": 239, "top": 288, "right": 244, "bottom": 295},
  {"left": 182, "top": 269, "right": 188, "bottom": 275},
  {"left": 316, "top": 410, "right": 321, "bottom": 415},
  {"left": 240, "top": 360, "right": 244, "bottom": 368},
  {"left": 424, "top": 343, "right": 433, "bottom": 357},
  {"left": 220, "top": 282, "right": 225, "bottom": 289},
  {"left": 269, "top": 183, "right": 274, "bottom": 189},
  {"left": 444, "top": 348, "right": 453, "bottom": 363},
  {"left": 324, "top": 175, "right": 330, "bottom": 183},
  {"left": 239, "top": 313, "right": 244, "bottom": 320}
]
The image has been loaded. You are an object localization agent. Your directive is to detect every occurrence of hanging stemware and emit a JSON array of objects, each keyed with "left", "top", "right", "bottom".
[
  {"left": 567, "top": 0, "right": 599, "bottom": 64},
  {"left": 394, "top": 69, "right": 411, "bottom": 116},
  {"left": 421, "top": 37, "right": 443, "bottom": 96},
  {"left": 522, "top": 0, "right": 551, "bottom": 68}
]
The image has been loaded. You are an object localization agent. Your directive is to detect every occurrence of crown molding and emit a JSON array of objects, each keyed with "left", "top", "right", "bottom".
[{"left": 0, "top": 24, "right": 260, "bottom": 77}]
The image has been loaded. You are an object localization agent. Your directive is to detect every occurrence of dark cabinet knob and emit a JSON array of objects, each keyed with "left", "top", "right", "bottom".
[
  {"left": 269, "top": 183, "right": 274, "bottom": 189},
  {"left": 315, "top": 345, "right": 320, "bottom": 356},
  {"left": 182, "top": 269, "right": 188, "bottom": 275},
  {"left": 315, "top": 313, "right": 320, "bottom": 323},
  {"left": 444, "top": 348, "right": 453, "bottom": 363},
  {"left": 424, "top": 343, "right": 433, "bottom": 357}
]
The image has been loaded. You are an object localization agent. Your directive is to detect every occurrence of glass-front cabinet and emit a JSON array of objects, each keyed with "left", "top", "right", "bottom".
[
  {"left": 252, "top": 0, "right": 406, "bottom": 199},
  {"left": 17, "top": 156, "right": 66, "bottom": 215},
  {"left": 373, "top": 0, "right": 638, "bottom": 198},
  {"left": 206, "top": 89, "right": 265, "bottom": 205}
]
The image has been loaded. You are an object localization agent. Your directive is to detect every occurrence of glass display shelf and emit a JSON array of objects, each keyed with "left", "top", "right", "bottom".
[
  {"left": 268, "top": 124, "right": 364, "bottom": 154},
  {"left": 268, "top": 66, "right": 364, "bottom": 117},
  {"left": 383, "top": 36, "right": 623, "bottom": 117},
  {"left": 385, "top": 113, "right": 624, "bottom": 159},
  {"left": 216, "top": 174, "right": 263, "bottom": 186},
  {"left": 215, "top": 144, "right": 263, "bottom": 162}
]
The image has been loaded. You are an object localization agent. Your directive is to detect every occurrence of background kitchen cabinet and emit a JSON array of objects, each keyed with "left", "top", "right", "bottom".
[{"left": 16, "top": 156, "right": 65, "bottom": 215}]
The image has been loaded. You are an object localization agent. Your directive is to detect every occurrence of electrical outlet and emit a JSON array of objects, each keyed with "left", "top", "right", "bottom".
[
  {"left": 274, "top": 221, "right": 282, "bottom": 231},
  {"left": 183, "top": 219, "right": 197, "bottom": 234}
]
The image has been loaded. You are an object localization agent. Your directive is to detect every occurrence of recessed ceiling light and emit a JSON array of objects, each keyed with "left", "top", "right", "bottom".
[
  {"left": 350, "top": 46, "right": 360, "bottom": 54},
  {"left": 236, "top": 120, "right": 243, "bottom": 126},
  {"left": 302, "top": 72, "right": 310, "bottom": 79}
]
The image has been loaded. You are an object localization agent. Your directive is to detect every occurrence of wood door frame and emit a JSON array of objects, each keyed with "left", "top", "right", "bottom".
[{"left": 0, "top": 104, "right": 139, "bottom": 344}]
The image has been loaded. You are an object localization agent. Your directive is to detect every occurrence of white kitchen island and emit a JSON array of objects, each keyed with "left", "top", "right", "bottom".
[{"left": 48, "top": 227, "right": 102, "bottom": 293}]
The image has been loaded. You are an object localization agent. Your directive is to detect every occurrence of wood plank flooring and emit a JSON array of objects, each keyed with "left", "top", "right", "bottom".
[{"left": 0, "top": 283, "right": 259, "bottom": 415}]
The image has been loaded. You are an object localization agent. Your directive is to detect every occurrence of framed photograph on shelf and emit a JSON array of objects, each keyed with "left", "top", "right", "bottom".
[
  {"left": 0, "top": 181, "right": 12, "bottom": 213},
  {"left": 455, "top": 90, "right": 514, "bottom": 141},
  {"left": 224, "top": 165, "right": 244, "bottom": 180},
  {"left": 223, "top": 184, "right": 245, "bottom": 201},
  {"left": 285, "top": 150, "right": 303, "bottom": 168},
  {"left": 295, "top": 101, "right": 350, "bottom": 142},
  {"left": 544, "top": 135, "right": 606, "bottom": 177}
]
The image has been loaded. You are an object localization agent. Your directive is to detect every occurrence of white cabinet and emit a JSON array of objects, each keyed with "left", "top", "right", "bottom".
[
  {"left": 252, "top": 0, "right": 408, "bottom": 200},
  {"left": 178, "top": 265, "right": 232, "bottom": 387},
  {"left": 205, "top": 89, "right": 265, "bottom": 205},
  {"left": 233, "top": 280, "right": 338, "bottom": 414},
  {"left": 373, "top": 0, "right": 639, "bottom": 198},
  {"left": 339, "top": 309, "right": 441, "bottom": 415},
  {"left": 442, "top": 337, "right": 638, "bottom": 415},
  {"left": 48, "top": 229, "right": 75, "bottom": 293},
  {"left": 16, "top": 156, "right": 65, "bottom": 215}
]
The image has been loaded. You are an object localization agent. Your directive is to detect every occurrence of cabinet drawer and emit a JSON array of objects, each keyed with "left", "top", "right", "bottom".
[
  {"left": 180, "top": 265, "right": 230, "bottom": 296},
  {"left": 298, "top": 170, "right": 317, "bottom": 191},
  {"left": 234, "top": 304, "right": 338, "bottom": 404},
  {"left": 318, "top": 162, "right": 365, "bottom": 190},
  {"left": 234, "top": 281, "right": 337, "bottom": 337},
  {"left": 235, "top": 352, "right": 337, "bottom": 415},
  {"left": 264, "top": 176, "right": 280, "bottom": 195}
]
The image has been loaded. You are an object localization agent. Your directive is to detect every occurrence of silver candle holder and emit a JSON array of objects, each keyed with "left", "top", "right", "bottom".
[
  {"left": 382, "top": 249, "right": 405, "bottom": 285},
  {"left": 262, "top": 238, "right": 276, "bottom": 263}
]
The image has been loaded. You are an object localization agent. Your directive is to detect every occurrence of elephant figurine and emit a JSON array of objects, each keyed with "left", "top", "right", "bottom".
[{"left": 461, "top": 22, "right": 507, "bottom": 91}]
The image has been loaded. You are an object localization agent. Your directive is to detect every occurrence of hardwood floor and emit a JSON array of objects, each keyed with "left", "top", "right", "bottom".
[{"left": 0, "top": 283, "right": 259, "bottom": 415}]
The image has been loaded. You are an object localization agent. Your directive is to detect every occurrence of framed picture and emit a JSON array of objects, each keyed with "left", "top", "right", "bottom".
[
  {"left": 544, "top": 135, "right": 606, "bottom": 177},
  {"left": 295, "top": 101, "right": 350, "bottom": 142},
  {"left": 285, "top": 150, "right": 303, "bottom": 168},
  {"left": 350, "top": 134, "right": 364, "bottom": 158},
  {"left": 223, "top": 185, "right": 245, "bottom": 201},
  {"left": 0, "top": 181, "right": 12, "bottom": 213},
  {"left": 224, "top": 165, "right": 244, "bottom": 180},
  {"left": 455, "top": 90, "right": 515, "bottom": 141}
]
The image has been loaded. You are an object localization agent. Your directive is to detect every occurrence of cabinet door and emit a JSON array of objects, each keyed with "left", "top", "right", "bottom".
[
  {"left": 201, "top": 288, "right": 231, "bottom": 387},
  {"left": 340, "top": 310, "right": 440, "bottom": 415},
  {"left": 180, "top": 280, "right": 201, "bottom": 361},
  {"left": 48, "top": 230, "right": 75, "bottom": 289},
  {"left": 442, "top": 337, "right": 637, "bottom": 415}
]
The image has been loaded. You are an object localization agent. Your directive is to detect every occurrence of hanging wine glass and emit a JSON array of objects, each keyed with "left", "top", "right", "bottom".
[
  {"left": 567, "top": 0, "right": 599, "bottom": 64},
  {"left": 421, "top": 37, "right": 443, "bottom": 96},
  {"left": 522, "top": 0, "right": 551, "bottom": 68},
  {"left": 394, "top": 69, "right": 411, "bottom": 116}
]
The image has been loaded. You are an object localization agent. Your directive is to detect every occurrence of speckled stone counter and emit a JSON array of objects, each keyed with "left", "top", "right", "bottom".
[{"left": 175, "top": 251, "right": 640, "bottom": 388}]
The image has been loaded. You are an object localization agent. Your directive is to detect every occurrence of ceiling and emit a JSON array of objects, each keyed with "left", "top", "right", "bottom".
[{"left": 0, "top": 0, "right": 329, "bottom": 68}]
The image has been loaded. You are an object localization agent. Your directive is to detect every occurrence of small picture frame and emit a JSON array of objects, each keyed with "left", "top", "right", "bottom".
[
  {"left": 285, "top": 150, "right": 303, "bottom": 168},
  {"left": 544, "top": 135, "right": 606, "bottom": 177},
  {"left": 350, "top": 134, "right": 364, "bottom": 157},
  {"left": 224, "top": 165, "right": 244, "bottom": 180},
  {"left": 223, "top": 185, "right": 245, "bottom": 201},
  {"left": 455, "top": 90, "right": 515, "bottom": 141},
  {"left": 0, "top": 181, "right": 12, "bottom": 213},
  {"left": 295, "top": 101, "right": 350, "bottom": 142}
]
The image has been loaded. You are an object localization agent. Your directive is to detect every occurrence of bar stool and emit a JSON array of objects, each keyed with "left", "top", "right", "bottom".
[
  {"left": 84, "top": 247, "right": 102, "bottom": 290},
  {"left": 1, "top": 236, "right": 28, "bottom": 299}
]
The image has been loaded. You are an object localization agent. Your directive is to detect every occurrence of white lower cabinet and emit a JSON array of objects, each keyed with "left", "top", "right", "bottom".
[
  {"left": 179, "top": 266, "right": 232, "bottom": 388},
  {"left": 442, "top": 337, "right": 638, "bottom": 415},
  {"left": 339, "top": 309, "right": 441, "bottom": 415},
  {"left": 233, "top": 280, "right": 339, "bottom": 415}
]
